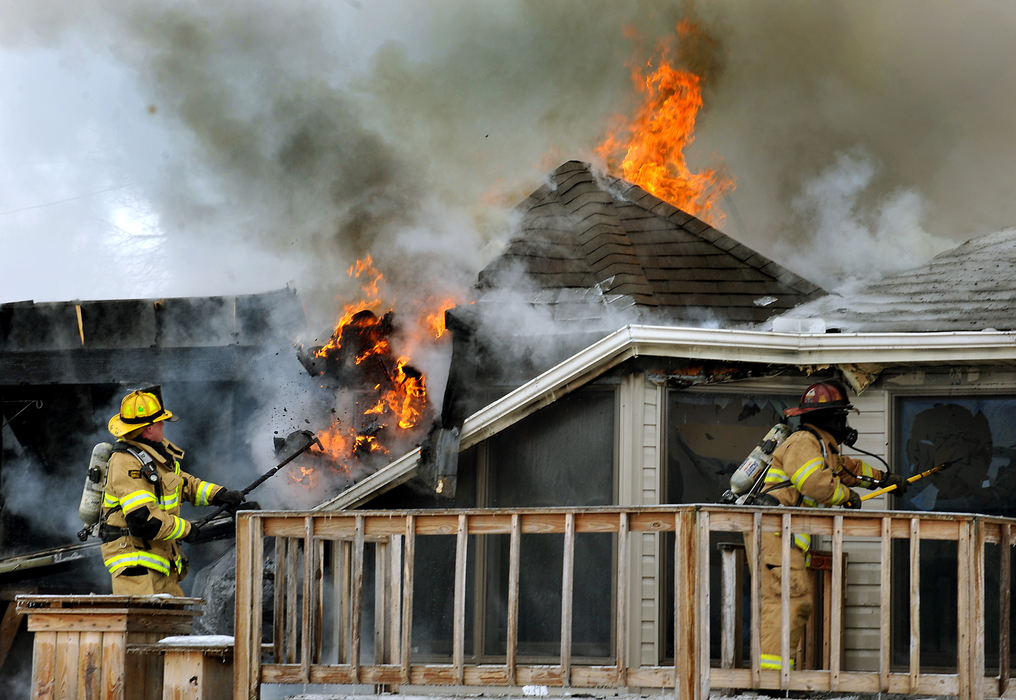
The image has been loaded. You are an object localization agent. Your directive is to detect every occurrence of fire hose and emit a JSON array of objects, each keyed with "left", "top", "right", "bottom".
[{"left": 191, "top": 429, "right": 322, "bottom": 530}]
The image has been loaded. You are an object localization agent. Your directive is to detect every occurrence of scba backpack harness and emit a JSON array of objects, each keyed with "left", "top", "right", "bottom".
[{"left": 78, "top": 442, "right": 162, "bottom": 543}]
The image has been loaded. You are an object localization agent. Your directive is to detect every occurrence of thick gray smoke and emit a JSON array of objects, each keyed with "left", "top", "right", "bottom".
[{"left": 4, "top": 1, "right": 1014, "bottom": 310}]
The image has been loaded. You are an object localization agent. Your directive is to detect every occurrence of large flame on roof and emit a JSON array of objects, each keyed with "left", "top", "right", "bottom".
[
  {"left": 598, "top": 20, "right": 734, "bottom": 226},
  {"left": 291, "top": 257, "right": 459, "bottom": 487}
]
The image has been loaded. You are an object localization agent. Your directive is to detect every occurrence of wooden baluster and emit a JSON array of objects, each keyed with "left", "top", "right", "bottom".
[
  {"left": 506, "top": 513, "right": 520, "bottom": 686},
  {"left": 351, "top": 516, "right": 364, "bottom": 684},
  {"left": 401, "top": 516, "right": 416, "bottom": 684},
  {"left": 615, "top": 512, "right": 629, "bottom": 687},
  {"left": 909, "top": 517, "right": 920, "bottom": 694},
  {"left": 560, "top": 512, "right": 575, "bottom": 686},
  {"left": 831, "top": 514, "right": 843, "bottom": 691},
  {"left": 879, "top": 517, "right": 891, "bottom": 693},
  {"left": 453, "top": 513, "right": 468, "bottom": 685},
  {"left": 1001, "top": 523, "right": 1012, "bottom": 696}
]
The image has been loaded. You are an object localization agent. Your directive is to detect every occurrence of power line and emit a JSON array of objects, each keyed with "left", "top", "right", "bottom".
[{"left": 0, "top": 184, "right": 131, "bottom": 218}]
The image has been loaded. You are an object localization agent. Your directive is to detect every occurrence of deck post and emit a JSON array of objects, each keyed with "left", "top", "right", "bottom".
[{"left": 16, "top": 594, "right": 201, "bottom": 700}]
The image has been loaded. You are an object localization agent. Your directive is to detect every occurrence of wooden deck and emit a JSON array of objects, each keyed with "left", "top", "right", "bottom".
[{"left": 233, "top": 505, "right": 1016, "bottom": 700}]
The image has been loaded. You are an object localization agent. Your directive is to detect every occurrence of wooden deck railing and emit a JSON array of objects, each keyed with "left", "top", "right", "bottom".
[{"left": 233, "top": 506, "right": 1016, "bottom": 700}]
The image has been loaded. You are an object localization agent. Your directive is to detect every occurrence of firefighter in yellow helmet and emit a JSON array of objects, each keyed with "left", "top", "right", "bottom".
[
  {"left": 99, "top": 386, "right": 244, "bottom": 596},
  {"left": 747, "top": 381, "right": 908, "bottom": 671}
]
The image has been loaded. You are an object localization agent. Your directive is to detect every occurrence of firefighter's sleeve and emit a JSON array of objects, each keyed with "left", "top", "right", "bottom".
[
  {"left": 179, "top": 470, "right": 224, "bottom": 507},
  {"left": 104, "top": 452, "right": 191, "bottom": 541},
  {"left": 835, "top": 455, "right": 884, "bottom": 490},
  {"left": 783, "top": 434, "right": 852, "bottom": 506}
]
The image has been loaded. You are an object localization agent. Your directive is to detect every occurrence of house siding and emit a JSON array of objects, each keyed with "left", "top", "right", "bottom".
[
  {"left": 840, "top": 385, "right": 889, "bottom": 672},
  {"left": 620, "top": 372, "right": 666, "bottom": 666}
]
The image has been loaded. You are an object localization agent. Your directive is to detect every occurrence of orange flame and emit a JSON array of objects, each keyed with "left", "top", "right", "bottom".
[
  {"left": 314, "top": 256, "right": 385, "bottom": 359},
  {"left": 379, "top": 357, "right": 427, "bottom": 430},
  {"left": 597, "top": 21, "right": 733, "bottom": 225},
  {"left": 295, "top": 262, "right": 463, "bottom": 484},
  {"left": 423, "top": 298, "right": 457, "bottom": 339}
]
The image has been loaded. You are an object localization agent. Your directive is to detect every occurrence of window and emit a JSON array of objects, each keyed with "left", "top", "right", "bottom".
[
  {"left": 666, "top": 390, "right": 797, "bottom": 505},
  {"left": 892, "top": 395, "right": 1016, "bottom": 670},
  {"left": 664, "top": 388, "right": 798, "bottom": 661},
  {"left": 484, "top": 387, "right": 617, "bottom": 659}
]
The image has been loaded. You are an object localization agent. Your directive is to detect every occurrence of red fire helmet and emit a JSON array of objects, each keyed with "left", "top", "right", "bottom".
[{"left": 785, "top": 381, "right": 853, "bottom": 417}]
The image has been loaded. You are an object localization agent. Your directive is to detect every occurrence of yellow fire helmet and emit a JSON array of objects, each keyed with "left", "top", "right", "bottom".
[{"left": 107, "top": 386, "right": 179, "bottom": 438}]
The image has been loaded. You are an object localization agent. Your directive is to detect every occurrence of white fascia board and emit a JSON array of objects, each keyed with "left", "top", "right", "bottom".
[
  {"left": 459, "top": 324, "right": 1016, "bottom": 450},
  {"left": 314, "top": 447, "right": 421, "bottom": 511}
]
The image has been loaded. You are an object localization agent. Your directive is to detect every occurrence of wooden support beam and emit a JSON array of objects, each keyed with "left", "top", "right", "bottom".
[{"left": 0, "top": 600, "right": 25, "bottom": 674}]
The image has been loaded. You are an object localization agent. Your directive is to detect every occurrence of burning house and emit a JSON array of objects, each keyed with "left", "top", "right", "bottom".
[{"left": 287, "top": 166, "right": 1016, "bottom": 697}]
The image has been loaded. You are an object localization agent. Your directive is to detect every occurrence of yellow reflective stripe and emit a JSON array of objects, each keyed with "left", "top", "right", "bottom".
[
  {"left": 120, "top": 490, "right": 157, "bottom": 513},
  {"left": 760, "top": 653, "right": 795, "bottom": 670},
  {"left": 765, "top": 468, "right": 789, "bottom": 483},
  {"left": 196, "top": 481, "right": 219, "bottom": 506},
  {"left": 831, "top": 483, "right": 848, "bottom": 505},
  {"left": 791, "top": 457, "right": 824, "bottom": 490},
  {"left": 103, "top": 551, "right": 171, "bottom": 575},
  {"left": 159, "top": 491, "right": 181, "bottom": 510},
  {"left": 174, "top": 460, "right": 181, "bottom": 475},
  {"left": 793, "top": 533, "right": 811, "bottom": 552},
  {"left": 861, "top": 461, "right": 876, "bottom": 480},
  {"left": 801, "top": 496, "right": 819, "bottom": 507},
  {"left": 166, "top": 516, "right": 187, "bottom": 540},
  {"left": 103, "top": 492, "right": 119, "bottom": 508}
]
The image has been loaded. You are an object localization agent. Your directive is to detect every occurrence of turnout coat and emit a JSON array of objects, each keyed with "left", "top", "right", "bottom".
[{"left": 99, "top": 437, "right": 223, "bottom": 579}]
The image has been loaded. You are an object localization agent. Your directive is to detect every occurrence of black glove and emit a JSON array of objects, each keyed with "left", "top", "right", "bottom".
[
  {"left": 879, "top": 472, "right": 909, "bottom": 496},
  {"left": 843, "top": 490, "right": 862, "bottom": 509},
  {"left": 212, "top": 488, "right": 244, "bottom": 507},
  {"left": 182, "top": 524, "right": 202, "bottom": 543}
]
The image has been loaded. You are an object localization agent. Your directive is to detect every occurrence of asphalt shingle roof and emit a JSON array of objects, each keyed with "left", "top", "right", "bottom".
[
  {"left": 772, "top": 227, "right": 1016, "bottom": 333},
  {"left": 477, "top": 160, "right": 824, "bottom": 326}
]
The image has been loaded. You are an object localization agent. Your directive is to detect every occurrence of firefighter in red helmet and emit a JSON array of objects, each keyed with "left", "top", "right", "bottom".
[{"left": 749, "top": 380, "right": 907, "bottom": 671}]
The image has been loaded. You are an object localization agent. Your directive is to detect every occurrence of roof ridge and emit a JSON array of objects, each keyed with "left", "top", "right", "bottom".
[
  {"left": 551, "top": 162, "right": 656, "bottom": 302},
  {"left": 608, "top": 178, "right": 823, "bottom": 297}
]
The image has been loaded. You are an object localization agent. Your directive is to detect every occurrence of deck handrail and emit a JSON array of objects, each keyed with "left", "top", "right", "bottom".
[{"left": 233, "top": 505, "right": 1016, "bottom": 700}]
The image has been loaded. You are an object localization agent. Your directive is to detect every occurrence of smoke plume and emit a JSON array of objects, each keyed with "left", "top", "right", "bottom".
[{"left": 4, "top": 1, "right": 1015, "bottom": 310}]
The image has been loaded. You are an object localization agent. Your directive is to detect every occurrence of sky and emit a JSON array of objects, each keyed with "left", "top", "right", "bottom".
[{"left": 3, "top": 1, "right": 1016, "bottom": 327}]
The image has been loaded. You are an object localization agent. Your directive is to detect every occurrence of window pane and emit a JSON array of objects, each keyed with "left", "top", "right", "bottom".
[
  {"left": 893, "top": 395, "right": 1016, "bottom": 670},
  {"left": 486, "top": 388, "right": 615, "bottom": 659},
  {"left": 488, "top": 389, "right": 614, "bottom": 507},
  {"left": 664, "top": 389, "right": 797, "bottom": 663},
  {"left": 895, "top": 395, "right": 1016, "bottom": 516},
  {"left": 667, "top": 390, "right": 797, "bottom": 504}
]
